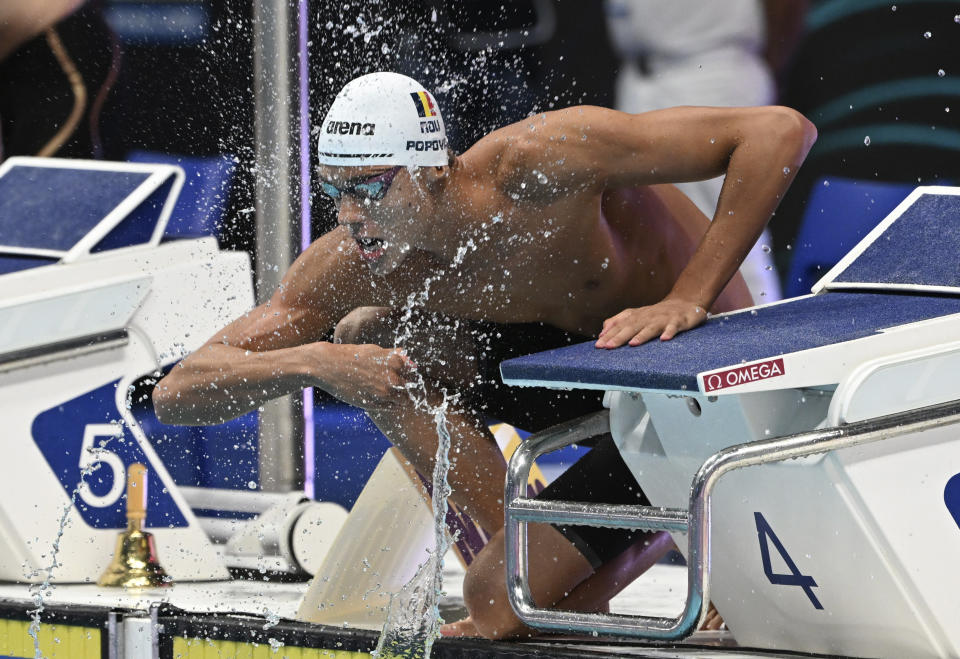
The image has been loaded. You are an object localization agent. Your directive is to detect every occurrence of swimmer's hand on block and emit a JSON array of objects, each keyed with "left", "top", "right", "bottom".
[{"left": 596, "top": 299, "right": 709, "bottom": 349}]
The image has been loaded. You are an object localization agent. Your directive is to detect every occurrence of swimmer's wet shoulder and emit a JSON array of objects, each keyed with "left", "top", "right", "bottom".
[
  {"left": 453, "top": 104, "right": 816, "bottom": 345},
  {"left": 304, "top": 103, "right": 815, "bottom": 336}
]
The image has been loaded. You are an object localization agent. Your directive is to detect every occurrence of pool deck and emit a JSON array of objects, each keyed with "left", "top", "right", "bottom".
[{"left": 0, "top": 553, "right": 848, "bottom": 658}]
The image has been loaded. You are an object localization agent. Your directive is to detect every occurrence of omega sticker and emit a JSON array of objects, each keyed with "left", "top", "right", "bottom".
[{"left": 704, "top": 358, "right": 785, "bottom": 392}]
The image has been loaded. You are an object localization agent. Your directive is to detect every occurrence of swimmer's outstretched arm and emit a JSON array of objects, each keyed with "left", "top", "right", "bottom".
[
  {"left": 153, "top": 230, "right": 414, "bottom": 425},
  {"left": 493, "top": 104, "right": 817, "bottom": 347}
]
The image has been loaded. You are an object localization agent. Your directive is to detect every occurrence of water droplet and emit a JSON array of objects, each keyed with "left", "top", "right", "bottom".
[
  {"left": 823, "top": 180, "right": 830, "bottom": 187},
  {"left": 782, "top": 166, "right": 791, "bottom": 175},
  {"left": 863, "top": 135, "right": 871, "bottom": 146},
  {"left": 709, "top": 137, "right": 716, "bottom": 144},
  {"left": 938, "top": 69, "right": 946, "bottom": 77},
  {"left": 761, "top": 244, "right": 772, "bottom": 254},
  {"left": 247, "top": 480, "right": 257, "bottom": 489},
  {"left": 750, "top": 309, "right": 758, "bottom": 316}
]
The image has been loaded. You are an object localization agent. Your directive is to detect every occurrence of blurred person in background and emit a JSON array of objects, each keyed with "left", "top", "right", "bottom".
[
  {"left": 0, "top": 0, "right": 121, "bottom": 160},
  {"left": 605, "top": 0, "right": 808, "bottom": 302}
]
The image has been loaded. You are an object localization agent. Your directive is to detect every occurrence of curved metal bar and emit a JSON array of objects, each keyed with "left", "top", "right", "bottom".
[
  {"left": 504, "top": 409, "right": 701, "bottom": 638},
  {"left": 505, "top": 397, "right": 960, "bottom": 640},
  {"left": 508, "top": 499, "right": 688, "bottom": 532},
  {"left": 505, "top": 411, "right": 611, "bottom": 632},
  {"left": 685, "top": 398, "right": 960, "bottom": 638}
]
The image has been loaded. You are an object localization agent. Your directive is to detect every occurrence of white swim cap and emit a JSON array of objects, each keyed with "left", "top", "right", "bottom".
[{"left": 316, "top": 72, "right": 449, "bottom": 168}]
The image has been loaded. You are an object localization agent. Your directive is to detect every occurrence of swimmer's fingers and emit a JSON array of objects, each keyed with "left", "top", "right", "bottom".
[
  {"left": 658, "top": 322, "right": 680, "bottom": 342},
  {"left": 596, "top": 308, "right": 658, "bottom": 348},
  {"left": 597, "top": 300, "right": 707, "bottom": 348},
  {"left": 386, "top": 349, "right": 419, "bottom": 389},
  {"left": 329, "top": 345, "right": 419, "bottom": 409}
]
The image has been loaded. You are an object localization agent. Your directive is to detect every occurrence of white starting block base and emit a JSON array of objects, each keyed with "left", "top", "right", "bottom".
[
  {"left": 501, "top": 186, "right": 960, "bottom": 658},
  {"left": 611, "top": 382, "right": 960, "bottom": 658},
  {"left": 0, "top": 158, "right": 259, "bottom": 584}
]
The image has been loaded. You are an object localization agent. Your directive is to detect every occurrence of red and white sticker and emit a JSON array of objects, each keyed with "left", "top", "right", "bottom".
[{"left": 703, "top": 358, "right": 785, "bottom": 392}]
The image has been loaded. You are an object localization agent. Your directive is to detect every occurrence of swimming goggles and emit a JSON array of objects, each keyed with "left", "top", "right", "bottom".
[{"left": 320, "top": 166, "right": 403, "bottom": 203}]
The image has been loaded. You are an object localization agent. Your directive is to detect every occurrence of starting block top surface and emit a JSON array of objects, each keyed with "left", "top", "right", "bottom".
[
  {"left": 816, "top": 187, "right": 960, "bottom": 294},
  {"left": 0, "top": 157, "right": 182, "bottom": 266},
  {"left": 500, "top": 291, "right": 960, "bottom": 393},
  {"left": 0, "top": 165, "right": 151, "bottom": 252},
  {"left": 501, "top": 187, "right": 960, "bottom": 395}
]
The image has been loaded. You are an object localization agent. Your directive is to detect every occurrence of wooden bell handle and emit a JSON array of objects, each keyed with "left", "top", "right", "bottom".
[{"left": 126, "top": 463, "right": 148, "bottom": 522}]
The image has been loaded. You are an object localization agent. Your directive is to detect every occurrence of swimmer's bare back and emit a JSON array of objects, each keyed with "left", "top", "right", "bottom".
[
  {"left": 300, "top": 104, "right": 814, "bottom": 336},
  {"left": 155, "top": 104, "right": 815, "bottom": 425},
  {"left": 443, "top": 105, "right": 815, "bottom": 346}
]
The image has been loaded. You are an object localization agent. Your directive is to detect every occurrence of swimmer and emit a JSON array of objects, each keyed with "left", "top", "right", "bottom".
[{"left": 153, "top": 72, "right": 816, "bottom": 639}]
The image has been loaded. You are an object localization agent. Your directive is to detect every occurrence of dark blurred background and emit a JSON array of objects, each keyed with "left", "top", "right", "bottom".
[
  {"left": 0, "top": 0, "right": 620, "bottom": 253},
  {"left": 2, "top": 0, "right": 959, "bottom": 502},
  {"left": 3, "top": 0, "right": 958, "bottom": 291}
]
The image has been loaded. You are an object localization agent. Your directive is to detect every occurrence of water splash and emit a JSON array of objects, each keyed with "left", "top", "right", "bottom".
[
  {"left": 27, "top": 425, "right": 120, "bottom": 658},
  {"left": 372, "top": 393, "right": 454, "bottom": 659},
  {"left": 372, "top": 225, "right": 487, "bottom": 658}
]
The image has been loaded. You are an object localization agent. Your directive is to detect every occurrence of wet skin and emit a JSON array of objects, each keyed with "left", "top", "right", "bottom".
[
  {"left": 320, "top": 163, "right": 720, "bottom": 334},
  {"left": 305, "top": 104, "right": 814, "bottom": 345},
  {"left": 154, "top": 103, "right": 816, "bottom": 638}
]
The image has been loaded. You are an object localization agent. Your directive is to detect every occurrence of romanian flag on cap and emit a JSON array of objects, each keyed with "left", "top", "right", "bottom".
[{"left": 410, "top": 91, "right": 437, "bottom": 118}]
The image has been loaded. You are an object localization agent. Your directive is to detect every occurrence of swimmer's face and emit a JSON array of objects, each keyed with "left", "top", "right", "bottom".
[{"left": 319, "top": 165, "right": 423, "bottom": 275}]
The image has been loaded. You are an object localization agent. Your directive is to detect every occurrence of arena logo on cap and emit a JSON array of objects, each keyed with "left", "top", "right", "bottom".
[
  {"left": 410, "top": 91, "right": 437, "bottom": 118},
  {"left": 326, "top": 120, "right": 376, "bottom": 136},
  {"left": 704, "top": 358, "right": 785, "bottom": 392}
]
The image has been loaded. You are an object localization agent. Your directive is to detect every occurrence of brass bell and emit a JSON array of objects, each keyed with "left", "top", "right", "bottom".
[{"left": 97, "top": 463, "right": 171, "bottom": 588}]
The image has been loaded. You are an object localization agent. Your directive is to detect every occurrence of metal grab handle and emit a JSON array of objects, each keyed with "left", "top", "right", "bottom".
[
  {"left": 505, "top": 398, "right": 960, "bottom": 640},
  {"left": 508, "top": 498, "right": 688, "bottom": 532},
  {"left": 504, "top": 409, "right": 704, "bottom": 639}
]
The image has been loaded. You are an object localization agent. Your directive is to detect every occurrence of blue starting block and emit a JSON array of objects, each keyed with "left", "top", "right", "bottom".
[
  {"left": 0, "top": 157, "right": 255, "bottom": 584},
  {"left": 0, "top": 157, "right": 183, "bottom": 274},
  {"left": 501, "top": 187, "right": 960, "bottom": 658}
]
